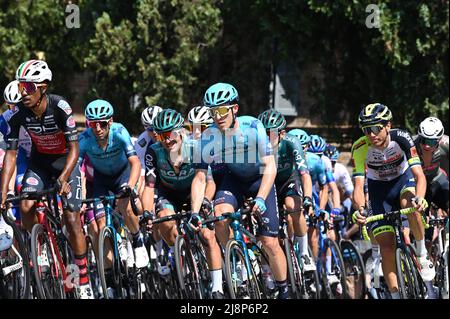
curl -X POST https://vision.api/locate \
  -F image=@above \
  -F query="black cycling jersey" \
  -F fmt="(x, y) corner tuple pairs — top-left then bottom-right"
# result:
(5, 94), (78, 156)
(413, 134), (449, 182)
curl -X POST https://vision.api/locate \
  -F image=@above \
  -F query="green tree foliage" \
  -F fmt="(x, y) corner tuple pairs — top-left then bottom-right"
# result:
(83, 0), (221, 133)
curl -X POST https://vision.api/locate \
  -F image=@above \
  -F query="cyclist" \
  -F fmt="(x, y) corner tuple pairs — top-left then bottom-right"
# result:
(352, 103), (435, 299)
(258, 110), (315, 273)
(1, 81), (32, 218)
(78, 99), (149, 296)
(190, 82), (289, 299)
(187, 105), (214, 140)
(308, 135), (341, 217)
(413, 117), (448, 214)
(289, 128), (341, 287)
(141, 108), (224, 298)
(135, 105), (162, 195)
(0, 60), (93, 298)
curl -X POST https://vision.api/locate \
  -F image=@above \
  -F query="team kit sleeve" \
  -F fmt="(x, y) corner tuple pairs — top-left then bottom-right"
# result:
(144, 145), (159, 188)
(4, 109), (22, 151)
(56, 99), (78, 143)
(118, 124), (138, 158)
(255, 120), (273, 158)
(391, 129), (421, 167)
(290, 136), (309, 175)
(351, 136), (368, 178)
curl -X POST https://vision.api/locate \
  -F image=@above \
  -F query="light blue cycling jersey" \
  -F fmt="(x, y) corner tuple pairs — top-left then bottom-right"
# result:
(195, 116), (273, 182)
(306, 151), (327, 187)
(78, 122), (137, 176)
(320, 154), (336, 183)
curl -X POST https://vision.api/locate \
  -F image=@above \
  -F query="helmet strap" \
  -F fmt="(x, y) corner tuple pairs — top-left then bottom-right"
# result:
(31, 87), (47, 112)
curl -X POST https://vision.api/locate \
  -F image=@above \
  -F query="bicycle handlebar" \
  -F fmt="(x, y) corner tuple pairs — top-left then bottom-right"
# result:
(360, 207), (417, 241)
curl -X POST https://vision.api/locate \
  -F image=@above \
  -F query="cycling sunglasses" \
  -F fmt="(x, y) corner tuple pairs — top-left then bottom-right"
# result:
(18, 82), (44, 95)
(208, 105), (235, 118)
(186, 123), (209, 132)
(362, 124), (384, 135)
(88, 120), (110, 129)
(419, 136), (439, 147)
(157, 129), (182, 141)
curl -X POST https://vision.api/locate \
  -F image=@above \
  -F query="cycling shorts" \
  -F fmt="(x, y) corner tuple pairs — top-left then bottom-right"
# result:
(21, 154), (82, 212)
(367, 168), (416, 235)
(155, 185), (191, 215)
(214, 172), (279, 237)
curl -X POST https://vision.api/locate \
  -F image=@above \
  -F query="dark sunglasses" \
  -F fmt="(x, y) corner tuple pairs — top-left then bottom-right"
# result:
(18, 82), (44, 95)
(419, 137), (439, 147)
(88, 120), (110, 129)
(362, 124), (384, 135)
(187, 123), (209, 132)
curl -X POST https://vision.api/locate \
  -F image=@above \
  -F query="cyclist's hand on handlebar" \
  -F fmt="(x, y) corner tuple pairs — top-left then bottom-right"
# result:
(56, 178), (71, 196)
(189, 212), (202, 232)
(116, 184), (131, 198)
(412, 196), (428, 212)
(303, 196), (313, 216)
(352, 207), (367, 225)
(330, 207), (342, 218)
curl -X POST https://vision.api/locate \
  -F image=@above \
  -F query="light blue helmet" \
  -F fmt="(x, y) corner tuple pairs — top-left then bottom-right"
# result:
(309, 135), (327, 154)
(288, 129), (310, 145)
(85, 99), (114, 120)
(324, 144), (340, 162)
(203, 82), (239, 107)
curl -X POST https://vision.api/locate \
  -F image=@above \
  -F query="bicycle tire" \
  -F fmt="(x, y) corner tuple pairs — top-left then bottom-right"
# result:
(406, 245), (426, 299)
(30, 223), (66, 299)
(85, 235), (100, 299)
(283, 238), (301, 298)
(325, 238), (348, 299)
(340, 240), (366, 299)
(98, 226), (123, 299)
(224, 240), (261, 299)
(301, 246), (320, 299)
(0, 221), (31, 299)
(174, 235), (203, 299)
(396, 247), (416, 299)
(192, 241), (211, 298)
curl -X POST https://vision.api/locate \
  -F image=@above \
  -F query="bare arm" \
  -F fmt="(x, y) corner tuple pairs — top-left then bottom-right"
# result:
(59, 141), (79, 183)
(1, 150), (17, 205)
(127, 155), (142, 188)
(191, 169), (208, 212)
(319, 183), (329, 210)
(329, 181), (341, 208)
(410, 165), (426, 199)
(256, 154), (277, 200)
(141, 185), (155, 213)
(352, 177), (366, 209)
(300, 173), (313, 199)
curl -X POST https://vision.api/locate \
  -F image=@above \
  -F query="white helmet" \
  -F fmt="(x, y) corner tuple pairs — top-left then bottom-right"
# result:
(15, 60), (52, 83)
(3, 80), (22, 104)
(141, 105), (163, 128)
(418, 117), (444, 139)
(188, 106), (213, 125)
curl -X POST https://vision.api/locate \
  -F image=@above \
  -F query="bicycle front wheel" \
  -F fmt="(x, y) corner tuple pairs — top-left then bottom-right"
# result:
(340, 240), (366, 299)
(174, 235), (203, 299)
(224, 240), (261, 299)
(30, 223), (66, 299)
(0, 221), (31, 299)
(98, 227), (123, 299)
(396, 247), (416, 299)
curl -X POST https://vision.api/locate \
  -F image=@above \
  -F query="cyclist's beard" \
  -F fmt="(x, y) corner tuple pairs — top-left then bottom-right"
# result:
(31, 88), (46, 110)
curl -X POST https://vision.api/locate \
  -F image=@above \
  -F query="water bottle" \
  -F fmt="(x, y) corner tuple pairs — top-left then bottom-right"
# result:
(247, 249), (260, 275)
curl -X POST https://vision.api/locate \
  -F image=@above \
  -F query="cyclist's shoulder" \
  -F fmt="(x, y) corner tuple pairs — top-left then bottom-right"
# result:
(136, 131), (150, 149)
(49, 94), (72, 112)
(110, 122), (130, 136)
(351, 135), (369, 153)
(237, 115), (262, 130)
(389, 128), (414, 143)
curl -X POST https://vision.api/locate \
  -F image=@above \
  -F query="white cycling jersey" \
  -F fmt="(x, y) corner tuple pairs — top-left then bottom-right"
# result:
(133, 131), (156, 176)
(333, 162), (354, 197)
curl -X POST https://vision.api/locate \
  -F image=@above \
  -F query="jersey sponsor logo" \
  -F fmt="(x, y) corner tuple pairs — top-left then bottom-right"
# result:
(145, 154), (153, 167)
(352, 138), (366, 151)
(396, 130), (413, 143)
(57, 100), (72, 115)
(138, 138), (147, 148)
(26, 177), (39, 186)
(66, 116), (76, 128)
